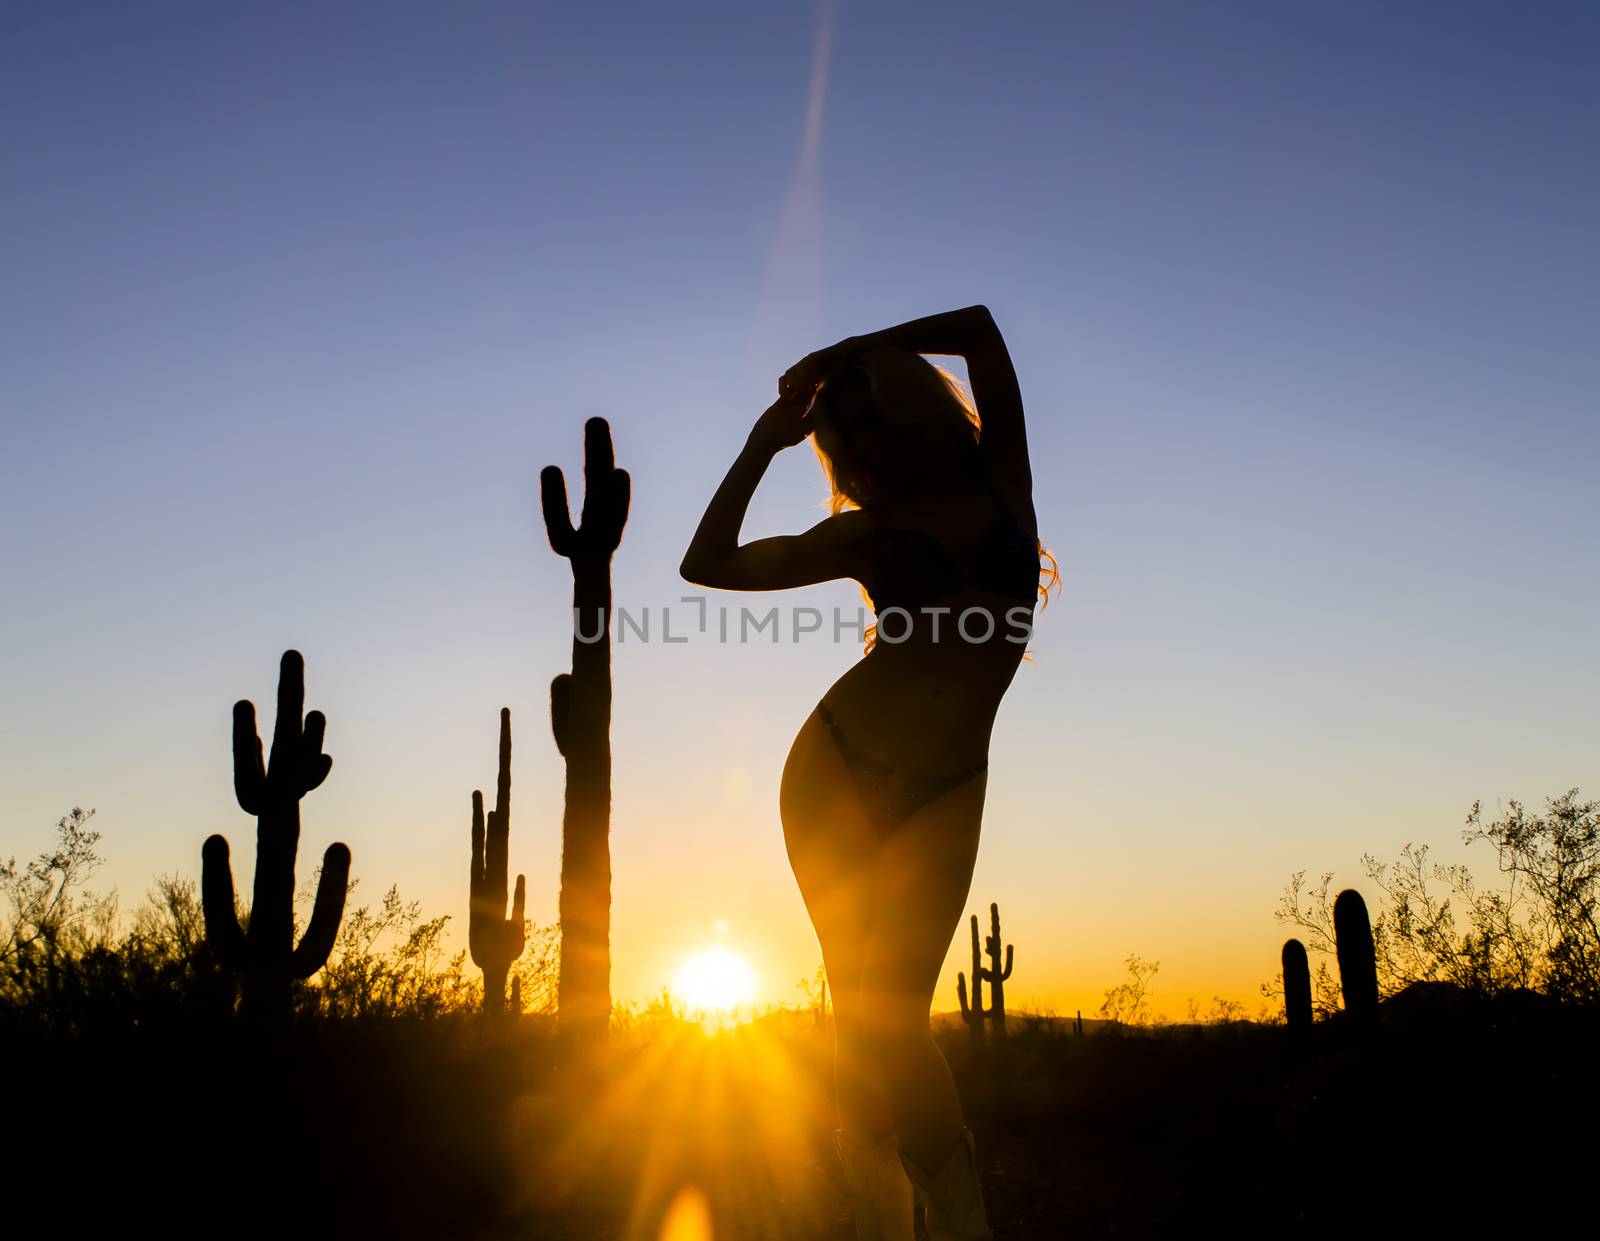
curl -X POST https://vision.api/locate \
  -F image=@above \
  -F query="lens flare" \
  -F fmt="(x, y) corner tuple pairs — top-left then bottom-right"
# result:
(656, 1185), (713, 1241)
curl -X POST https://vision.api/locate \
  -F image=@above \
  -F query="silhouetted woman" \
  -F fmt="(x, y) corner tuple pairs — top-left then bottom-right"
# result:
(681, 306), (1054, 1241)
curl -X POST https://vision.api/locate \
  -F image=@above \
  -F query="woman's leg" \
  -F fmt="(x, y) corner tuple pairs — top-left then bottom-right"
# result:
(779, 709), (893, 1138)
(856, 774), (987, 1174)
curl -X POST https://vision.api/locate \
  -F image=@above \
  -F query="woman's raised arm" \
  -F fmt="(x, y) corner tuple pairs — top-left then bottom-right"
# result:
(782, 305), (1032, 514)
(680, 393), (870, 591)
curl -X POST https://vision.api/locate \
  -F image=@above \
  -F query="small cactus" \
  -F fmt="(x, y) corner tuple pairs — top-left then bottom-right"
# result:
(542, 416), (630, 1065)
(202, 650), (350, 1019)
(1282, 937), (1312, 1035)
(1333, 888), (1379, 1027)
(956, 901), (1014, 1038)
(469, 708), (526, 1015)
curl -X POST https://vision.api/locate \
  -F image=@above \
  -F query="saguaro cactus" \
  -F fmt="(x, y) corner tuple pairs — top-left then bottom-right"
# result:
(469, 708), (526, 1014)
(541, 417), (630, 1064)
(1333, 888), (1379, 1026)
(202, 650), (351, 1018)
(956, 901), (1015, 1038)
(1282, 937), (1312, 1035)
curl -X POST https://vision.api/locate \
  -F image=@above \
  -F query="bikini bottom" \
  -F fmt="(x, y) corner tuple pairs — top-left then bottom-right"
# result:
(815, 701), (988, 838)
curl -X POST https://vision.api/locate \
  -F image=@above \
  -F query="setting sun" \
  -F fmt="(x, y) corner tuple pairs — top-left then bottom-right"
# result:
(673, 947), (758, 1013)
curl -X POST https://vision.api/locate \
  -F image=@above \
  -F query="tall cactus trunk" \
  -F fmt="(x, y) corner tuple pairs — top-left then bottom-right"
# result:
(1282, 937), (1312, 1036)
(1334, 888), (1379, 1027)
(482, 962), (509, 1015)
(542, 417), (630, 1070)
(201, 650), (350, 1022)
(469, 708), (526, 1016)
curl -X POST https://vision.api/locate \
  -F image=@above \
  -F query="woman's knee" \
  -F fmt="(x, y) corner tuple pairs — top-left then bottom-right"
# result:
(854, 1011), (935, 1069)
(858, 968), (940, 1034)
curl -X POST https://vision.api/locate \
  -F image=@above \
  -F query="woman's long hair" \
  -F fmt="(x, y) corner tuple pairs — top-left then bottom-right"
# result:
(807, 347), (1061, 648)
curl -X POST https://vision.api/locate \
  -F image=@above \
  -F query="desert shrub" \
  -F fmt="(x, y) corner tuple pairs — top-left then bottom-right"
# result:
(514, 919), (562, 1015)
(1465, 789), (1600, 1004)
(312, 881), (478, 1017)
(1265, 786), (1599, 1012)
(3, 808), (119, 1026)
(1, 811), (240, 1033)
(1098, 954), (1160, 1027)
(611, 986), (698, 1044)
(1184, 995), (1248, 1025)
(1, 809), (113, 974)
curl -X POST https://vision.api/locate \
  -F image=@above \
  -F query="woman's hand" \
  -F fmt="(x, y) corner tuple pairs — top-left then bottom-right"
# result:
(749, 390), (814, 454)
(779, 338), (857, 402)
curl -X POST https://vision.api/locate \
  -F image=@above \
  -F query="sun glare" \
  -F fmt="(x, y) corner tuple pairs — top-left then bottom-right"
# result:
(674, 946), (757, 1014)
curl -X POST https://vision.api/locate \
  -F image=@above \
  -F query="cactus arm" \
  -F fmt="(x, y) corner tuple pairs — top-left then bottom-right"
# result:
(200, 834), (247, 972)
(289, 842), (351, 979)
(1000, 944), (1014, 982)
(299, 709), (332, 794)
(500, 873), (527, 962)
(606, 469), (631, 545)
(470, 790), (486, 894)
(540, 465), (577, 558)
(468, 789), (487, 966)
(550, 674), (570, 757)
(233, 701), (266, 816)
(957, 973), (971, 1020)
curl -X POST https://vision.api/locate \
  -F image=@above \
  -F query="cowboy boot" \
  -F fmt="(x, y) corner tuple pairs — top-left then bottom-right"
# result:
(899, 1127), (992, 1240)
(834, 1128), (916, 1241)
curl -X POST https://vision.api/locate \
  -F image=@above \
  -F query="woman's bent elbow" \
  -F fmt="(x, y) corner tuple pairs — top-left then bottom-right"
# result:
(679, 553), (714, 586)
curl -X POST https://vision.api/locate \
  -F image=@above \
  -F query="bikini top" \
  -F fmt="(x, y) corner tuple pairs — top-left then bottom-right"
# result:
(860, 488), (1040, 615)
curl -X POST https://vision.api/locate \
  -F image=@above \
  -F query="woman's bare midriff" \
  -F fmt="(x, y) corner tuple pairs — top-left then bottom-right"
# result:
(806, 591), (1034, 779)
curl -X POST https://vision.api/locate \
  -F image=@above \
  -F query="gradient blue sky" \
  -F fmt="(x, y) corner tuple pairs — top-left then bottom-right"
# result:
(4, 1), (1597, 1016)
